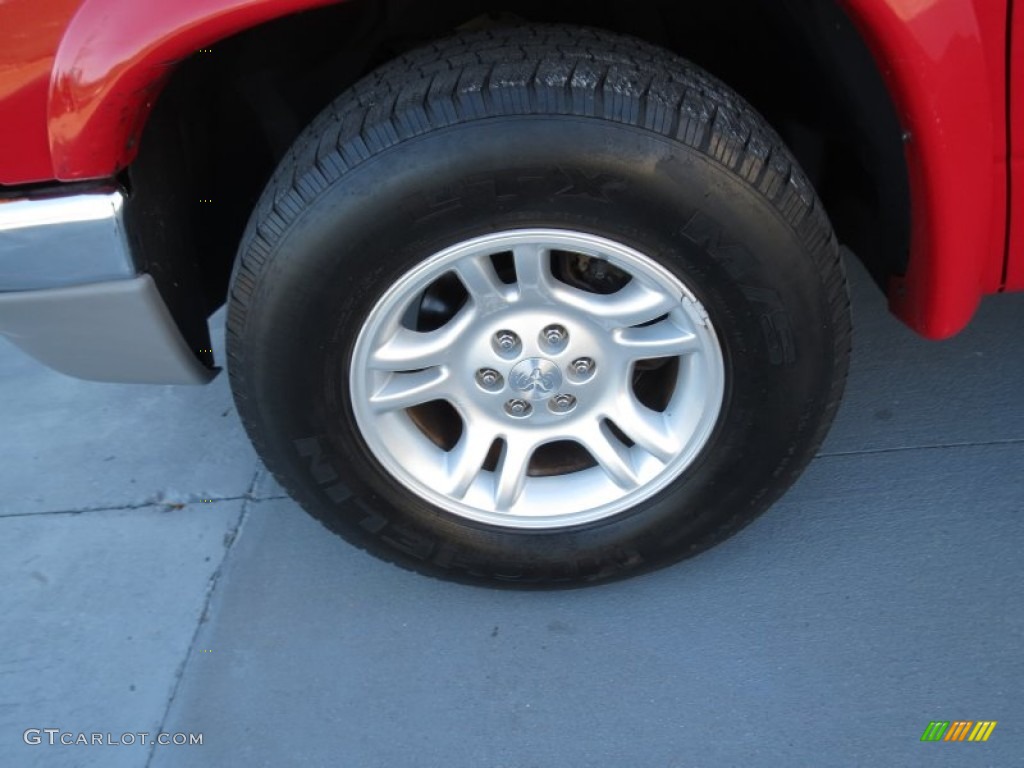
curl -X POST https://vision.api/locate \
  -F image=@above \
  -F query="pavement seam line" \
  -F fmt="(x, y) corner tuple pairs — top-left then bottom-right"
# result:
(0, 490), (282, 519)
(816, 436), (1024, 459)
(143, 468), (261, 768)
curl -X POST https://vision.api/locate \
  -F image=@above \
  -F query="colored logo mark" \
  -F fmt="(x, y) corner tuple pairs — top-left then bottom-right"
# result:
(921, 721), (997, 742)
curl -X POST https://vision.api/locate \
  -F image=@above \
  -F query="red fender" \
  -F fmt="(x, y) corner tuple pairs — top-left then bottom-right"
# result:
(1006, 2), (1023, 291)
(841, 0), (1009, 338)
(47, 0), (344, 180)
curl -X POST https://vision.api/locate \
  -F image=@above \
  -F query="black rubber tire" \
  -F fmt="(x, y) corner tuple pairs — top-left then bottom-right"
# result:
(227, 25), (851, 587)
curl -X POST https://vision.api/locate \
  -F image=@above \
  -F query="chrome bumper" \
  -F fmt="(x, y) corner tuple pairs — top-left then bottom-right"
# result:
(0, 189), (216, 384)
(0, 190), (134, 289)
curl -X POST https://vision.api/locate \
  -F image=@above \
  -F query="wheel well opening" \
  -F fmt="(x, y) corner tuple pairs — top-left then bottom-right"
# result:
(129, 0), (909, 316)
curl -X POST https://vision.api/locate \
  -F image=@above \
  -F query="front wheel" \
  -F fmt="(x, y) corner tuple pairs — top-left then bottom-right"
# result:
(227, 26), (851, 586)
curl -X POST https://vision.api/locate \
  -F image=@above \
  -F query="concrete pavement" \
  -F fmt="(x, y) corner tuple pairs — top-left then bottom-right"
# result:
(1, 256), (1022, 767)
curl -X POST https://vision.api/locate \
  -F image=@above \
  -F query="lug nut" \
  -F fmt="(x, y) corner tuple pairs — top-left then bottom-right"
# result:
(492, 330), (521, 357)
(541, 324), (569, 351)
(504, 399), (532, 418)
(570, 357), (595, 379)
(549, 394), (578, 414)
(476, 368), (504, 391)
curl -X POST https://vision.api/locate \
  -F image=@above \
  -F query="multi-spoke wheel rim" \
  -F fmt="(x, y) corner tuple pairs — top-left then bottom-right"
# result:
(350, 229), (725, 529)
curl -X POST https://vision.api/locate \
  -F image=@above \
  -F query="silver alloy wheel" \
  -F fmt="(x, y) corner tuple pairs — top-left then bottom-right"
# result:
(350, 229), (726, 529)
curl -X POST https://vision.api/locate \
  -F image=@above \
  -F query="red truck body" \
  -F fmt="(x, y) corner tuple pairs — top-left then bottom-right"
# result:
(0, 0), (1020, 339)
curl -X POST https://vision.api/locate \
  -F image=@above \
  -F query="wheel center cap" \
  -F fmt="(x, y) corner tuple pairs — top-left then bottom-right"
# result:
(509, 358), (562, 401)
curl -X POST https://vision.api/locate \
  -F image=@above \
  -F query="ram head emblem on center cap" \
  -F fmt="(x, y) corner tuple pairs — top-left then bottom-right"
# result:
(509, 358), (563, 400)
